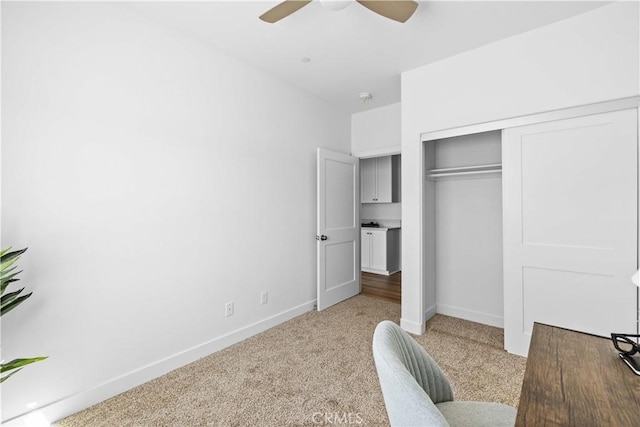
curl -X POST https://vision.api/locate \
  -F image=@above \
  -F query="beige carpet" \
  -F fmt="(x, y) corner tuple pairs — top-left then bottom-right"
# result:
(56, 295), (526, 426)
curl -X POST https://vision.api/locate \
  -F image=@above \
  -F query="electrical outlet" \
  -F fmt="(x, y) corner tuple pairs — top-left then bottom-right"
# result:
(260, 291), (268, 305)
(225, 301), (234, 317)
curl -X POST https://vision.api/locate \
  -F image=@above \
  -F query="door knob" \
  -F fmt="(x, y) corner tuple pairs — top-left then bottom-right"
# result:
(316, 235), (328, 241)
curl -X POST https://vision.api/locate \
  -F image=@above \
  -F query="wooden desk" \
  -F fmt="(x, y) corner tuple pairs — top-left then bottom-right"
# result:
(516, 323), (640, 426)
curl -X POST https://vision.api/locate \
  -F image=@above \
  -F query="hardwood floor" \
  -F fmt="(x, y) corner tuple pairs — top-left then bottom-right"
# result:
(361, 271), (401, 304)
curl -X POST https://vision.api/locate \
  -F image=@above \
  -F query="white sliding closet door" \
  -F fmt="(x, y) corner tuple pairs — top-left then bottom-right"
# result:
(503, 109), (638, 357)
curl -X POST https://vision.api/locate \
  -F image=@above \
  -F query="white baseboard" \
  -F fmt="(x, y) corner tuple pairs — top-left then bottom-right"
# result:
(424, 304), (437, 322)
(400, 317), (425, 335)
(436, 304), (504, 328)
(4, 300), (316, 426)
(399, 304), (436, 336)
(361, 267), (400, 276)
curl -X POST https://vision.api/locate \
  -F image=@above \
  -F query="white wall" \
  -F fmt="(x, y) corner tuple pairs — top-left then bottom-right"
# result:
(433, 132), (503, 327)
(351, 102), (401, 157)
(400, 2), (640, 334)
(353, 104), (403, 250)
(403, 2), (639, 134)
(361, 203), (401, 223)
(1, 2), (350, 423)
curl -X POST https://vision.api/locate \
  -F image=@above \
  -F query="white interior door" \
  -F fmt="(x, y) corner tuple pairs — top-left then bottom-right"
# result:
(503, 109), (638, 356)
(317, 148), (360, 310)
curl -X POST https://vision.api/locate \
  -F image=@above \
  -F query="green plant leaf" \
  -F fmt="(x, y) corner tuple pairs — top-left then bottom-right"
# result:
(1, 287), (25, 304)
(0, 265), (18, 277)
(1, 357), (48, 373)
(0, 248), (27, 265)
(1, 270), (22, 290)
(0, 357), (48, 382)
(0, 368), (23, 383)
(0, 249), (27, 275)
(0, 292), (32, 316)
(0, 257), (20, 274)
(1, 278), (20, 296)
(0, 247), (46, 382)
(0, 271), (20, 282)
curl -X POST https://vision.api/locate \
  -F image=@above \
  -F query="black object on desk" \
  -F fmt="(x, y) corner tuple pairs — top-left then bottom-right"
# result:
(610, 332), (640, 376)
(619, 353), (640, 376)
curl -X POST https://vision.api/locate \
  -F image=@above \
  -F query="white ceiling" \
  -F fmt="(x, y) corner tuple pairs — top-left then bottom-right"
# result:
(123, 1), (608, 114)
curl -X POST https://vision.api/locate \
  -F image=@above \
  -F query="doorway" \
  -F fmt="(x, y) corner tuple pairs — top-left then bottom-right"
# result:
(359, 153), (402, 304)
(361, 271), (401, 303)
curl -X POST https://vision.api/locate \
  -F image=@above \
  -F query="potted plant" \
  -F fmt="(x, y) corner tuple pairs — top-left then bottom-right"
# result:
(1, 247), (47, 382)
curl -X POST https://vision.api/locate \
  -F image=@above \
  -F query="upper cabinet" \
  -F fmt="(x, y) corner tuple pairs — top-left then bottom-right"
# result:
(361, 155), (400, 203)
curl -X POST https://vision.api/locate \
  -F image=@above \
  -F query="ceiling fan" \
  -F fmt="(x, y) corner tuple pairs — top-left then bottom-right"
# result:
(259, 0), (419, 24)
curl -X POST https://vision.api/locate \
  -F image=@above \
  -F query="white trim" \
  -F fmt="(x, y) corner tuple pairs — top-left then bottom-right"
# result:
(352, 146), (401, 159)
(637, 106), (640, 336)
(361, 267), (400, 276)
(6, 300), (317, 426)
(400, 317), (425, 335)
(421, 96), (640, 142)
(417, 140), (427, 332)
(436, 304), (504, 329)
(424, 304), (437, 322)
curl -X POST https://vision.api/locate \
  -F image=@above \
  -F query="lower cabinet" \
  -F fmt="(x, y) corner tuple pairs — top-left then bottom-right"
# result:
(361, 228), (400, 275)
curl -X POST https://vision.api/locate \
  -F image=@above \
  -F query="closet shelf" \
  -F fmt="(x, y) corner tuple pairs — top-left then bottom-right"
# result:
(427, 163), (502, 180)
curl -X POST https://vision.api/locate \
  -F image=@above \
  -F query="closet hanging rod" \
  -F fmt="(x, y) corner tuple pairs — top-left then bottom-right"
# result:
(427, 163), (502, 180)
(428, 169), (502, 178)
(428, 163), (502, 174)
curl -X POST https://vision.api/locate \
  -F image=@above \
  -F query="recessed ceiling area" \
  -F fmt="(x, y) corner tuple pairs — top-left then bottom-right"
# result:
(123, 1), (610, 113)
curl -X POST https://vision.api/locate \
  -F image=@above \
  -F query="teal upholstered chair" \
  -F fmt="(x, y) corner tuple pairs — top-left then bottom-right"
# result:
(372, 320), (516, 427)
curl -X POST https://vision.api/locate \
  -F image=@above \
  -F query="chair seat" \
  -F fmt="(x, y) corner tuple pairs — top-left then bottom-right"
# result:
(435, 401), (517, 427)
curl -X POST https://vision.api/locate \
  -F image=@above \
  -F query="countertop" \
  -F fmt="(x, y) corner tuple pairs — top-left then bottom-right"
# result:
(361, 226), (401, 231)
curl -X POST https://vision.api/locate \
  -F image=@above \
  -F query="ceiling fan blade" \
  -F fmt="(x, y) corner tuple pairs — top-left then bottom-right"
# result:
(259, 0), (313, 23)
(356, 0), (418, 23)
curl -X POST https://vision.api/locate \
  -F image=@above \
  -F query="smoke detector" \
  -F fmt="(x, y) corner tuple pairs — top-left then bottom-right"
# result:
(359, 92), (373, 103)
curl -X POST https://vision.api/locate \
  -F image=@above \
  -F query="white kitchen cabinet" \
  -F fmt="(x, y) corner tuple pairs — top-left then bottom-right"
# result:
(361, 158), (377, 202)
(360, 155), (400, 203)
(361, 228), (400, 275)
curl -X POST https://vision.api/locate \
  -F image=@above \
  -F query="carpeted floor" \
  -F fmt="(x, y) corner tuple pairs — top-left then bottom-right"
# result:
(56, 295), (526, 426)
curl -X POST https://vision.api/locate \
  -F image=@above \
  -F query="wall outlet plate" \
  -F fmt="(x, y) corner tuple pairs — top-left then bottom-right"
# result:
(225, 301), (234, 317)
(260, 291), (268, 305)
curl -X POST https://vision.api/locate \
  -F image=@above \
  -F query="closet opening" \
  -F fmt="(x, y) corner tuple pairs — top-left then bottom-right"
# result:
(424, 130), (504, 328)
(417, 101), (639, 357)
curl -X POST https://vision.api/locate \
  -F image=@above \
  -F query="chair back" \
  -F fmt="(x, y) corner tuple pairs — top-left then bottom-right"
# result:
(372, 320), (453, 427)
